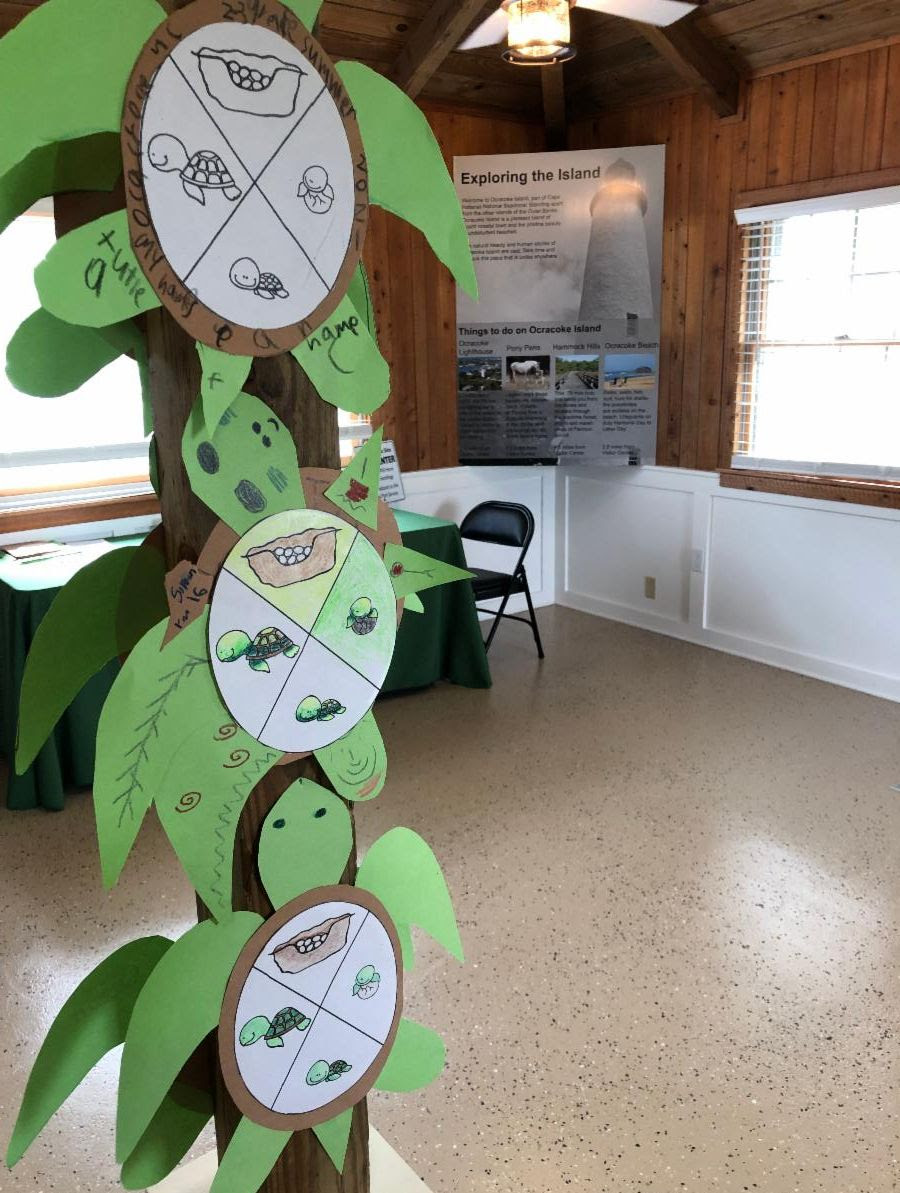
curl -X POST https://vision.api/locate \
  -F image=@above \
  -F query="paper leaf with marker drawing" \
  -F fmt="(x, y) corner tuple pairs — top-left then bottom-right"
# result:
(34, 208), (161, 327)
(336, 61), (478, 300)
(314, 711), (388, 803)
(6, 309), (146, 398)
(182, 393), (304, 536)
(383, 542), (474, 600)
(196, 343), (252, 432)
(323, 426), (383, 530)
(257, 780), (354, 910)
(290, 295), (391, 416)
(5, 935), (172, 1169)
(0, 0), (163, 182)
(15, 540), (166, 775)
(0, 133), (121, 237)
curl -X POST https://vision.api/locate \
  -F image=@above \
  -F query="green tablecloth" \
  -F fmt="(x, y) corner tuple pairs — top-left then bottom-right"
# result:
(1, 511), (489, 811)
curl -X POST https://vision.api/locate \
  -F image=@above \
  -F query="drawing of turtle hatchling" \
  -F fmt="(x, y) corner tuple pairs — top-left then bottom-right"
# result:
(346, 597), (378, 636)
(216, 626), (300, 672)
(229, 258), (289, 300)
(240, 1007), (311, 1048)
(297, 165), (335, 214)
(306, 1059), (351, 1086)
(146, 134), (241, 205)
(353, 965), (381, 999)
(296, 696), (346, 723)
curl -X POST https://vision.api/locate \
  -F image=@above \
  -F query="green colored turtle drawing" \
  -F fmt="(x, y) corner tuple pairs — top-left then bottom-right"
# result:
(346, 597), (378, 636)
(296, 696), (347, 723)
(306, 1059), (352, 1086)
(240, 1007), (311, 1048)
(216, 626), (300, 672)
(353, 965), (381, 999)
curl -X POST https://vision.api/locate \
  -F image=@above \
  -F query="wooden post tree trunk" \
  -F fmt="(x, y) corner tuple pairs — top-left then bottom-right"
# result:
(146, 308), (371, 1190)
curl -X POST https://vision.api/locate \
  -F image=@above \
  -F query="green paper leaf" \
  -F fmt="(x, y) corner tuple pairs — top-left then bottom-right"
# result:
(383, 542), (473, 600)
(375, 1018), (445, 1092)
(404, 591), (425, 614)
(347, 262), (375, 338)
(183, 393), (304, 535)
(6, 309), (144, 397)
(15, 543), (165, 774)
(314, 711), (387, 803)
(117, 913), (262, 1164)
(114, 531), (167, 657)
(156, 726), (281, 921)
(210, 1118), (292, 1193)
(313, 1108), (354, 1172)
(336, 61), (478, 299)
(196, 343), (252, 432)
(258, 779), (353, 909)
(0, 133), (121, 237)
(120, 1082), (212, 1191)
(0, 0), (164, 181)
(357, 828), (463, 970)
(6, 936), (171, 1168)
(324, 427), (383, 529)
(93, 615), (216, 888)
(35, 208), (162, 328)
(291, 295), (390, 417)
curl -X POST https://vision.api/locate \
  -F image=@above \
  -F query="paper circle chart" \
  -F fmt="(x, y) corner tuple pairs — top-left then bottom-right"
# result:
(219, 886), (402, 1130)
(122, 0), (367, 356)
(209, 509), (397, 753)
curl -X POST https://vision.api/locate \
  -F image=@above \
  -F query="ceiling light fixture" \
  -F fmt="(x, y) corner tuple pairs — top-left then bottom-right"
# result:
(502, 0), (576, 66)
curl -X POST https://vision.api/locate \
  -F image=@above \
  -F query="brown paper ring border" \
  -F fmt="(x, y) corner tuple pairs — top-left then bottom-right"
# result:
(218, 884), (403, 1130)
(121, 0), (368, 358)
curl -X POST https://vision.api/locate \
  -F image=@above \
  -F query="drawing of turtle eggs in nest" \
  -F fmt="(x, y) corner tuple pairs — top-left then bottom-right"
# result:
(272, 912), (352, 975)
(245, 527), (339, 587)
(195, 48), (304, 117)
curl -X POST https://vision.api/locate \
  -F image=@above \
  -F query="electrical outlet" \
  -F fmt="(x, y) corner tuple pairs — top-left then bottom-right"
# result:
(691, 549), (705, 575)
(644, 576), (656, 600)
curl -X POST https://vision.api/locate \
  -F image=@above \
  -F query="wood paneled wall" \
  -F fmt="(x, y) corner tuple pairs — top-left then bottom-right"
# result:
(364, 105), (544, 473)
(569, 44), (900, 470)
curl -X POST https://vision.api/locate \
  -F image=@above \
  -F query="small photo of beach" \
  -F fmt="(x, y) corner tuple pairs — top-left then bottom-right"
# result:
(604, 353), (657, 391)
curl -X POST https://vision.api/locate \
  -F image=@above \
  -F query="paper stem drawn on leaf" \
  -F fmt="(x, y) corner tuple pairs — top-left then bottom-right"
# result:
(15, 543), (164, 775)
(117, 913), (262, 1165)
(323, 426), (383, 530)
(374, 1017), (445, 1093)
(209, 1117), (292, 1193)
(312, 1107), (354, 1173)
(182, 393), (304, 535)
(6, 935), (172, 1169)
(0, 132), (121, 237)
(93, 614), (218, 888)
(35, 208), (162, 328)
(291, 294), (390, 416)
(383, 541), (473, 600)
(336, 61), (478, 299)
(0, 0), (164, 181)
(196, 343), (252, 432)
(257, 780), (353, 909)
(357, 827), (463, 971)
(314, 711), (387, 803)
(119, 1081), (212, 1191)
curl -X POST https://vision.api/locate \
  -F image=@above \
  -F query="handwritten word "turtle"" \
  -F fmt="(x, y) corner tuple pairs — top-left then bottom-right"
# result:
(85, 228), (147, 309)
(306, 315), (360, 373)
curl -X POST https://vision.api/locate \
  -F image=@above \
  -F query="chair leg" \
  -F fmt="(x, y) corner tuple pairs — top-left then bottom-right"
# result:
(521, 571), (545, 659)
(483, 584), (514, 654)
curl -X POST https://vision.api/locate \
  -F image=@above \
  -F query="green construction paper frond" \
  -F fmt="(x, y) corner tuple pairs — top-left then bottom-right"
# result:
(374, 1018), (445, 1092)
(0, 0), (164, 181)
(357, 828), (463, 971)
(35, 208), (162, 328)
(6, 935), (172, 1168)
(313, 1108), (354, 1173)
(182, 392), (304, 535)
(283, 0), (324, 25)
(0, 133), (121, 237)
(258, 780), (353, 910)
(324, 426), (383, 530)
(336, 61), (478, 299)
(120, 1082), (213, 1191)
(291, 294), (390, 416)
(15, 542), (165, 775)
(383, 541), (473, 600)
(210, 1118), (292, 1193)
(117, 913), (262, 1164)
(347, 261), (376, 337)
(314, 711), (387, 803)
(196, 343), (252, 432)
(404, 591), (425, 614)
(6, 309), (144, 398)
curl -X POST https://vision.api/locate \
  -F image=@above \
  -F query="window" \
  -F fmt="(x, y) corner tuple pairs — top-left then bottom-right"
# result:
(0, 207), (152, 515)
(733, 187), (900, 480)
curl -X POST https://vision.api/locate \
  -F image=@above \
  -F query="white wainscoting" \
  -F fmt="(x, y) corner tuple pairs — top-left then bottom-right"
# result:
(557, 465), (900, 703)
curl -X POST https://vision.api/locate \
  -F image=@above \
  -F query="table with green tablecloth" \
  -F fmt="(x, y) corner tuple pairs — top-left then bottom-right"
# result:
(0, 510), (490, 811)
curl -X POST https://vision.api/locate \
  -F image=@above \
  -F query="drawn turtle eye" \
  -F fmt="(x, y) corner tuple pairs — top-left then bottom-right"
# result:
(273, 818), (286, 829)
(314, 807), (327, 819)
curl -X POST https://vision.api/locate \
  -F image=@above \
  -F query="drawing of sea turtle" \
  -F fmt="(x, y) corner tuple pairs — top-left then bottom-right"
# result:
(230, 257), (290, 300)
(352, 965), (380, 999)
(296, 696), (346, 723)
(346, 597), (378, 636)
(146, 134), (241, 205)
(306, 1059), (352, 1086)
(240, 1007), (311, 1048)
(215, 626), (300, 672)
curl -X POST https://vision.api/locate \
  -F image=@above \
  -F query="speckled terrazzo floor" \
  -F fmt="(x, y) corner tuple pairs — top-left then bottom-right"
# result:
(2, 606), (898, 1192)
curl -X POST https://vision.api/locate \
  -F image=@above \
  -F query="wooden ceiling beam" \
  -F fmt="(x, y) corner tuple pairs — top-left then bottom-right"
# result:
(541, 64), (567, 150)
(391, 0), (494, 99)
(631, 17), (741, 117)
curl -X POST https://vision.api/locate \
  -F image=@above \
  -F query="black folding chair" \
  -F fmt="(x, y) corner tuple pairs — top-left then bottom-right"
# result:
(460, 501), (544, 659)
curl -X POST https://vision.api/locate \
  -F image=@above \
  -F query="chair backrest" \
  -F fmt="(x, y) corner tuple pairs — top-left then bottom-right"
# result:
(460, 502), (535, 563)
